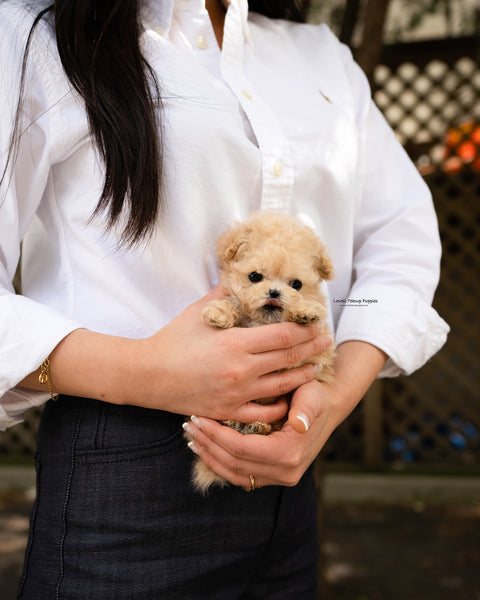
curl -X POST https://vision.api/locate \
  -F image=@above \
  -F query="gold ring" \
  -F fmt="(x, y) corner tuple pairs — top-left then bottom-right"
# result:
(244, 474), (255, 492)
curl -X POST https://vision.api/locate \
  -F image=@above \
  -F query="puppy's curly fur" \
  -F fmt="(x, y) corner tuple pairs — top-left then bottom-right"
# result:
(185, 212), (335, 493)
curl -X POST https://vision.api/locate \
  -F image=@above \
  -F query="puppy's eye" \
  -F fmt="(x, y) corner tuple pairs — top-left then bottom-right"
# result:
(248, 271), (264, 283)
(290, 279), (303, 291)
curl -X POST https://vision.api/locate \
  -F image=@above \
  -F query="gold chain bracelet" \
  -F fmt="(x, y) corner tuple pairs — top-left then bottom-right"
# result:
(38, 357), (59, 401)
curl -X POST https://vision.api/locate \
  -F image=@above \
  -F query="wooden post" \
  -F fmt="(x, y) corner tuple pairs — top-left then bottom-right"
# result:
(363, 379), (384, 468)
(340, 0), (361, 46)
(356, 0), (391, 86)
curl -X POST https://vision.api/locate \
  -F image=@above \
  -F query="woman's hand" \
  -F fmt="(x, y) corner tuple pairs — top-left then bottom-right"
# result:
(182, 341), (388, 489)
(184, 379), (335, 488)
(138, 286), (332, 422)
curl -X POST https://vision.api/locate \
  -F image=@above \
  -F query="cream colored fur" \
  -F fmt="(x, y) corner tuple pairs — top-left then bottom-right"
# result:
(186, 212), (335, 493)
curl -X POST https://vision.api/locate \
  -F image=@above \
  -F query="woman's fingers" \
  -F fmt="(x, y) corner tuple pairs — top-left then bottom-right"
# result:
(185, 418), (287, 488)
(187, 430), (262, 489)
(237, 330), (332, 403)
(229, 395), (289, 425)
(251, 362), (317, 403)
(241, 322), (319, 354)
(254, 331), (332, 375)
(185, 415), (307, 486)
(238, 321), (332, 374)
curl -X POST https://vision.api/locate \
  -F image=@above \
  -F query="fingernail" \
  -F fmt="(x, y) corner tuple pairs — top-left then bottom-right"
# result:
(191, 415), (202, 429)
(313, 363), (323, 376)
(325, 334), (334, 348)
(187, 441), (200, 454)
(297, 412), (310, 432)
(183, 421), (195, 435)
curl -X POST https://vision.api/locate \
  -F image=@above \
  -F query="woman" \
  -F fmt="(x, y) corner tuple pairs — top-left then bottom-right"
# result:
(0, 0), (448, 598)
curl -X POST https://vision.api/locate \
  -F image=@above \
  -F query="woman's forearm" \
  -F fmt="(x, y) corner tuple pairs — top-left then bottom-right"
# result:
(329, 339), (388, 424)
(19, 328), (141, 405)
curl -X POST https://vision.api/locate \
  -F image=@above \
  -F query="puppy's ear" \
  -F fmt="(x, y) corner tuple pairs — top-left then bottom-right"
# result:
(216, 223), (252, 264)
(313, 246), (334, 281)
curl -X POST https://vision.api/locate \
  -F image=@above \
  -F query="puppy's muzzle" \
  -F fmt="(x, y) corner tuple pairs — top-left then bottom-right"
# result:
(264, 289), (283, 311)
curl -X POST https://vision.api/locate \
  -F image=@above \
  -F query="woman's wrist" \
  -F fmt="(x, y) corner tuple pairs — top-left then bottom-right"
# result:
(330, 340), (388, 421)
(282, 340), (388, 439)
(19, 328), (146, 406)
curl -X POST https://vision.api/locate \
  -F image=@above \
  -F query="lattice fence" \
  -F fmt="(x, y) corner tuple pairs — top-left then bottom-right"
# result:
(325, 35), (480, 470)
(0, 407), (42, 456)
(1, 37), (480, 470)
(381, 168), (480, 468)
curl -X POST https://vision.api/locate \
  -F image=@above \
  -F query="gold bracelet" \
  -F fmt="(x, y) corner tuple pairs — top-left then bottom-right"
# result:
(38, 357), (59, 401)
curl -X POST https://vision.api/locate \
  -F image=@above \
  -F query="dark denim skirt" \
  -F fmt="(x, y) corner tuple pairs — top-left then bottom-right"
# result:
(17, 396), (319, 599)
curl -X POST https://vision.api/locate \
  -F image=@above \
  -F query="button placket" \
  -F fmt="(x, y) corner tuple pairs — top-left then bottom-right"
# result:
(273, 162), (284, 177)
(227, 72), (294, 213)
(195, 34), (208, 49)
(218, 2), (294, 213)
(257, 121), (291, 208)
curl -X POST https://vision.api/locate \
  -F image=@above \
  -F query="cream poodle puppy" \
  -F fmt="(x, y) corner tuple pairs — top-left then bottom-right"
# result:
(186, 212), (335, 493)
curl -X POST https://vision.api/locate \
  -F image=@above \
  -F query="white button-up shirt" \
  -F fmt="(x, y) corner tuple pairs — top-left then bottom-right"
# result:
(0, 0), (449, 430)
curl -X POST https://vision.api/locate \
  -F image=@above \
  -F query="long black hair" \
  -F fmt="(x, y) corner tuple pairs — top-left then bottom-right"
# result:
(2, 1), (310, 246)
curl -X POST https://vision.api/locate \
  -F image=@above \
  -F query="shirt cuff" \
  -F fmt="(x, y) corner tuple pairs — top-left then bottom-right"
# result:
(0, 387), (49, 431)
(0, 294), (82, 429)
(334, 295), (449, 377)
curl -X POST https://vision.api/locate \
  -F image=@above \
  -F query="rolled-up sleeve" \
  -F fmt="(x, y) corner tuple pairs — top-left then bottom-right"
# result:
(0, 10), (80, 430)
(334, 41), (449, 376)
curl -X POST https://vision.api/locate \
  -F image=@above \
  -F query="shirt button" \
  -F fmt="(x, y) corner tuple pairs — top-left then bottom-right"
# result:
(273, 163), (284, 177)
(196, 35), (208, 50)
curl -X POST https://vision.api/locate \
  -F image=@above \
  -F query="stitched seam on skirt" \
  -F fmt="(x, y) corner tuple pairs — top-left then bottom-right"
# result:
(55, 400), (87, 600)
(93, 402), (107, 451)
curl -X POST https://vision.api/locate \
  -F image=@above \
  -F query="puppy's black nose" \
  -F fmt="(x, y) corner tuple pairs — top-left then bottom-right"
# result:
(268, 289), (281, 299)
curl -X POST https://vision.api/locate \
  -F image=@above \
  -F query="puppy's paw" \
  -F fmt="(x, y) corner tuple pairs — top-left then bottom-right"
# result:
(294, 313), (320, 325)
(222, 419), (272, 435)
(221, 419), (246, 433)
(202, 300), (240, 329)
(244, 421), (272, 435)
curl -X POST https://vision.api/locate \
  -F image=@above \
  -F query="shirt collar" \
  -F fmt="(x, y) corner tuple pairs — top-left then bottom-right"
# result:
(141, 0), (250, 41)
